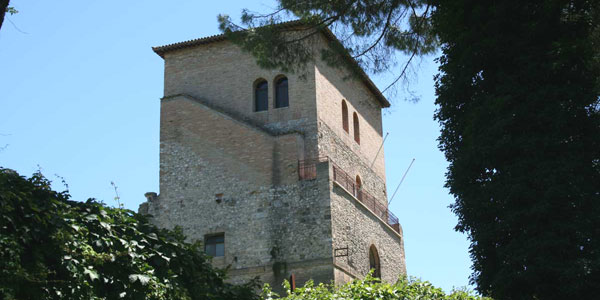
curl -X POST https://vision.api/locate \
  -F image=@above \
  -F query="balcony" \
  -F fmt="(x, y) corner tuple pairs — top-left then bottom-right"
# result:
(297, 158), (401, 234)
(298, 157), (328, 180)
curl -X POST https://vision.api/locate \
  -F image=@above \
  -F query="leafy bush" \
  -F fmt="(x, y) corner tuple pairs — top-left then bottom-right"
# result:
(0, 168), (258, 300)
(262, 273), (491, 300)
(0, 167), (490, 300)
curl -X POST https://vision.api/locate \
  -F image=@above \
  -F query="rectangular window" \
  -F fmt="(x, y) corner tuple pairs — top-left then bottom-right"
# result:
(205, 233), (224, 257)
(255, 81), (268, 112)
(275, 77), (289, 108)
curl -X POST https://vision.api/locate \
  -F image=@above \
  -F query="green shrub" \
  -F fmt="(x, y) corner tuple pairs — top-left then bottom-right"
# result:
(0, 167), (490, 300)
(0, 168), (258, 300)
(262, 273), (491, 300)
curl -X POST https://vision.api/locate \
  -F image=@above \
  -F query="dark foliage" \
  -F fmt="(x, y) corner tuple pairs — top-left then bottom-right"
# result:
(432, 0), (600, 298)
(218, 0), (438, 93)
(0, 168), (259, 300)
(0, 0), (10, 31)
(221, 1), (600, 298)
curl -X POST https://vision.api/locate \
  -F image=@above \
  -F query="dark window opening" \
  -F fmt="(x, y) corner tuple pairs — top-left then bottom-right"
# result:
(369, 245), (381, 278)
(205, 233), (224, 257)
(275, 77), (289, 108)
(353, 112), (360, 144)
(255, 80), (268, 112)
(342, 100), (349, 133)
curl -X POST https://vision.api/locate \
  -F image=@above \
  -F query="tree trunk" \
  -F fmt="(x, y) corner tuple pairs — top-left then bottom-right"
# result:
(0, 0), (10, 31)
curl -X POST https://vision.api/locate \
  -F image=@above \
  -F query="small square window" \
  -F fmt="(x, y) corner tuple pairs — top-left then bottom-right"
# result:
(205, 233), (224, 257)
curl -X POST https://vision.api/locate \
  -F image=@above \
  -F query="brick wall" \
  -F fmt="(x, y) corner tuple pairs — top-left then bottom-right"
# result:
(141, 30), (405, 291)
(330, 181), (406, 284)
(163, 40), (317, 132)
(313, 37), (386, 181)
(147, 94), (335, 291)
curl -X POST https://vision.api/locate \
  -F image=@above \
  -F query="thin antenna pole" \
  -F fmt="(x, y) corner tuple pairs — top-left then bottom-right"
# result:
(388, 158), (415, 205)
(370, 132), (389, 169)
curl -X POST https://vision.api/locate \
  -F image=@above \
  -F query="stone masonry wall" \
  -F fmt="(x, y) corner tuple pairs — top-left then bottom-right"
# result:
(309, 34), (405, 284)
(145, 94), (334, 290)
(313, 38), (386, 180)
(143, 30), (406, 292)
(330, 181), (406, 284)
(318, 121), (388, 204)
(317, 121), (406, 284)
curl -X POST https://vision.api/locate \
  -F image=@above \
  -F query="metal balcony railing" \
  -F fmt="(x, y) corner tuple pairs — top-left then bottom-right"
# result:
(332, 163), (400, 234)
(298, 157), (328, 180)
(297, 157), (401, 234)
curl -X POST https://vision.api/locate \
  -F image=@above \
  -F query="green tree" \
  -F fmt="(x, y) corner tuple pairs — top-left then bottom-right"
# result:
(218, 0), (438, 95)
(0, 168), (259, 300)
(432, 0), (600, 298)
(222, 0), (600, 298)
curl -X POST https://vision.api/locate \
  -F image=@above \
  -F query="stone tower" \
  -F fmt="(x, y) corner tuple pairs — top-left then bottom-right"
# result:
(139, 22), (406, 289)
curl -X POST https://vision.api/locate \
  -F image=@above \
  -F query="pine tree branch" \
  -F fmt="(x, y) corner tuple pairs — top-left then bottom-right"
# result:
(381, 3), (431, 93)
(351, 3), (396, 59)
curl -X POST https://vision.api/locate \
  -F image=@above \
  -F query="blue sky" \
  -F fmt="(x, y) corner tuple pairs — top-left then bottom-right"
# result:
(0, 0), (472, 292)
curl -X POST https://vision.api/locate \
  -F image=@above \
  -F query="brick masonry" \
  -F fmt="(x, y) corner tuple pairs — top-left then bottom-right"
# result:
(139, 31), (405, 291)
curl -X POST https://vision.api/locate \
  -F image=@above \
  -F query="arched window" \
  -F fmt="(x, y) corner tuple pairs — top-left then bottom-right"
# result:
(369, 245), (381, 278)
(355, 175), (362, 200)
(275, 76), (289, 108)
(254, 79), (268, 112)
(353, 112), (360, 144)
(342, 100), (349, 133)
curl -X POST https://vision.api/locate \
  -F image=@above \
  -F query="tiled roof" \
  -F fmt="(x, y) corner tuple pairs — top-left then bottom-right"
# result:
(152, 20), (390, 108)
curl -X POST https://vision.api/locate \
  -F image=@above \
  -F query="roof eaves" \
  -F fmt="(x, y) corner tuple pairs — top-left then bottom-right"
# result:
(152, 34), (227, 58)
(152, 20), (306, 58)
(152, 20), (390, 108)
(319, 27), (390, 108)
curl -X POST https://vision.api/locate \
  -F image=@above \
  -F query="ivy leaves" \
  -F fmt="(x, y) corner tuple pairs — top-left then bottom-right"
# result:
(0, 168), (258, 300)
